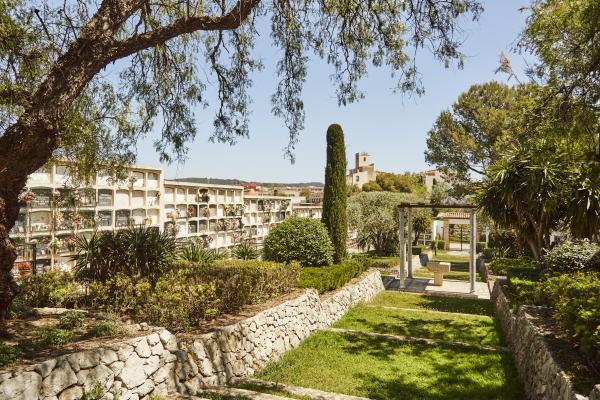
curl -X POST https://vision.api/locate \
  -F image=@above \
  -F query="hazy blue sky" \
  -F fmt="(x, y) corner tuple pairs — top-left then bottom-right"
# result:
(137, 0), (533, 183)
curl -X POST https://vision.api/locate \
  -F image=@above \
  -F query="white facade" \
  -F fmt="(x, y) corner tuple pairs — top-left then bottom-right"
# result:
(11, 162), (321, 272)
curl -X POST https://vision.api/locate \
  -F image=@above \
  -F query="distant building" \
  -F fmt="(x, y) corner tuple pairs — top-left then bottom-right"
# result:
(347, 152), (377, 189)
(419, 169), (445, 192)
(307, 187), (324, 205)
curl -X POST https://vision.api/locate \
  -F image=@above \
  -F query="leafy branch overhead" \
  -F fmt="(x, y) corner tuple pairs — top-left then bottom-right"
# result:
(0, 0), (482, 171)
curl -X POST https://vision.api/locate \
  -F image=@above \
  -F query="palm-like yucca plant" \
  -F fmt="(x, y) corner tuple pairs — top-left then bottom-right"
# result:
(232, 241), (259, 260)
(120, 226), (178, 283)
(71, 226), (178, 284)
(178, 242), (228, 265)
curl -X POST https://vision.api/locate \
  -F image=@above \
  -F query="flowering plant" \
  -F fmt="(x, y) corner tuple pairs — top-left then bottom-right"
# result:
(19, 190), (37, 205)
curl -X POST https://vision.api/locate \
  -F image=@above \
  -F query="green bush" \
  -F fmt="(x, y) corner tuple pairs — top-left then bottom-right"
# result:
(134, 276), (219, 330)
(488, 257), (536, 276)
(59, 311), (86, 329)
(507, 265), (540, 282)
(507, 278), (538, 309)
(0, 344), (23, 368)
(538, 273), (600, 359)
(26, 328), (74, 349)
(298, 255), (371, 293)
(263, 217), (333, 267)
(232, 241), (260, 260)
(540, 240), (600, 275)
(15, 271), (84, 309)
(192, 259), (299, 314)
(87, 260), (298, 331)
(411, 246), (423, 255)
(87, 319), (122, 337)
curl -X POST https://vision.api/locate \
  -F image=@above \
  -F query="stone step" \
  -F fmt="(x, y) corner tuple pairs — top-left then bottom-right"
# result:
(232, 378), (372, 400)
(325, 327), (510, 352)
(198, 385), (297, 400)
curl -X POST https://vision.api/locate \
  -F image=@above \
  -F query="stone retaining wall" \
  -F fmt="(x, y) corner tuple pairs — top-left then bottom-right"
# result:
(0, 270), (384, 400)
(491, 279), (595, 400)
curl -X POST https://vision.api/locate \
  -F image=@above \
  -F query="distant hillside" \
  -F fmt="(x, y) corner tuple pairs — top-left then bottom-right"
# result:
(171, 177), (324, 187)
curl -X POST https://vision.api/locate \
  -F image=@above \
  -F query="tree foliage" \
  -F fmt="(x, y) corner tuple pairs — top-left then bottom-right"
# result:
(0, 0), (483, 319)
(361, 171), (426, 196)
(347, 191), (421, 256)
(520, 0), (600, 109)
(322, 124), (347, 264)
(425, 82), (519, 194)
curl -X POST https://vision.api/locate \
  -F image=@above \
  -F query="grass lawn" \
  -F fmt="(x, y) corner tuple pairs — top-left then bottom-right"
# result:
(368, 291), (493, 316)
(333, 304), (502, 346)
(257, 331), (523, 400)
(254, 291), (522, 400)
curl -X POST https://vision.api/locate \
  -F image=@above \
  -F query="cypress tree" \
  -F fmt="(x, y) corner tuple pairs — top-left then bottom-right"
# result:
(322, 123), (348, 264)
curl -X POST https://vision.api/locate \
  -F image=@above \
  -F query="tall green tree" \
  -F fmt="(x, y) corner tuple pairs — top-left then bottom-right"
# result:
(322, 124), (347, 263)
(520, 0), (600, 111)
(0, 0), (482, 319)
(347, 191), (421, 256)
(425, 82), (518, 195)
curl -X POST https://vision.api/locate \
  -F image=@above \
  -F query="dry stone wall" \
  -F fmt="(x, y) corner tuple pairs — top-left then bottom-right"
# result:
(491, 279), (595, 400)
(0, 270), (384, 400)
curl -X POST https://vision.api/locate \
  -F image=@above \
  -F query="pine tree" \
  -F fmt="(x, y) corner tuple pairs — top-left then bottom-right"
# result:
(322, 124), (348, 263)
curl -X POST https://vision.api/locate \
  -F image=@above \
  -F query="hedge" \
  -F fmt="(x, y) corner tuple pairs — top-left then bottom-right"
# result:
(298, 255), (371, 294)
(487, 257), (536, 276)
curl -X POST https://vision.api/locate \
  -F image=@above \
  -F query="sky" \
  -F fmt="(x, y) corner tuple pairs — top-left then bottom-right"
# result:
(136, 0), (534, 183)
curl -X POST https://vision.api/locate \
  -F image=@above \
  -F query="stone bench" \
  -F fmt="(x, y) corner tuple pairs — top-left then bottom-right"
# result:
(427, 261), (451, 286)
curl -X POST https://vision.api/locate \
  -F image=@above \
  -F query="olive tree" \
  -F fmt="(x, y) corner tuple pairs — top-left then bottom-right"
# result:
(0, 0), (482, 319)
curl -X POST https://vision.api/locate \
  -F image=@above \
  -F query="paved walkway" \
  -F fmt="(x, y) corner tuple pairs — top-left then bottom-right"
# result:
(382, 276), (491, 299)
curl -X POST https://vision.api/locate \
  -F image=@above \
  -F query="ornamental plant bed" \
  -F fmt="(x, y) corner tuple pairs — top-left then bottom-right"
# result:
(0, 309), (140, 369)
(500, 283), (600, 394)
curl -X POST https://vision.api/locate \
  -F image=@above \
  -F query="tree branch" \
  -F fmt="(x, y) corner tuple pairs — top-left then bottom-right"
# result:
(107, 0), (261, 61)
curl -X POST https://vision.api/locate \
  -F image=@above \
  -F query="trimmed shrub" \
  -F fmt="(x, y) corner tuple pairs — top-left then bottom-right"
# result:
(192, 259), (299, 314)
(134, 277), (219, 330)
(58, 311), (86, 329)
(298, 255), (371, 293)
(538, 273), (600, 358)
(488, 257), (536, 276)
(263, 217), (333, 267)
(87, 260), (298, 331)
(411, 246), (423, 255)
(540, 240), (600, 275)
(322, 123), (348, 264)
(507, 265), (540, 282)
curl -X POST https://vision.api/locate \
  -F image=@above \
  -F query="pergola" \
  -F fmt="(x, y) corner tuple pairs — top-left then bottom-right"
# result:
(397, 203), (478, 293)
